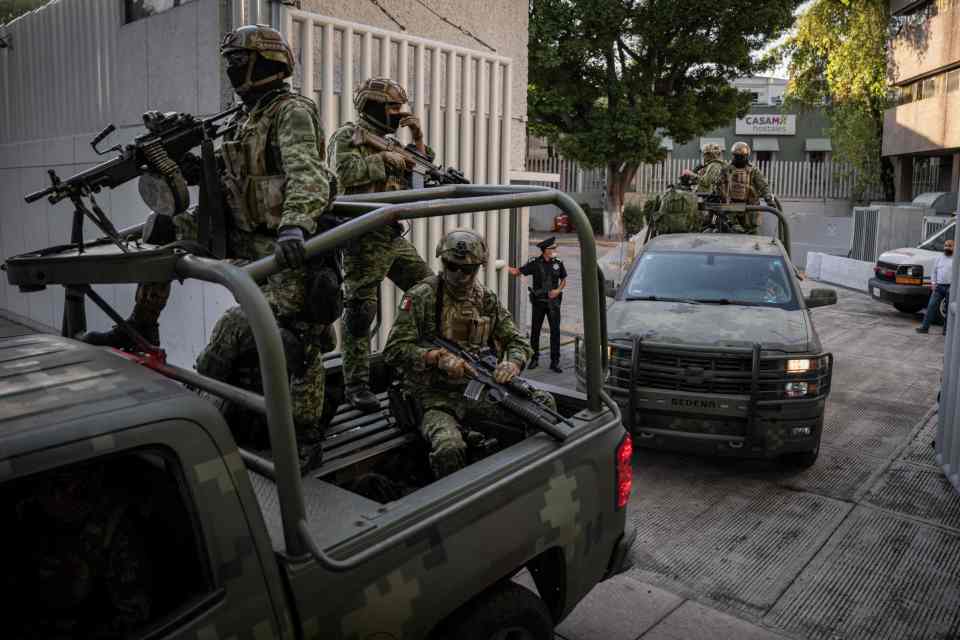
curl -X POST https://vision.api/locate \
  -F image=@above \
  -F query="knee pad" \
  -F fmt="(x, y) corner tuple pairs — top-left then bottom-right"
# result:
(343, 300), (376, 338)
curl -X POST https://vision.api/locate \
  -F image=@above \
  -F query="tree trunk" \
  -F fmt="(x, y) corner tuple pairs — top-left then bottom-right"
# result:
(880, 156), (896, 202)
(604, 162), (638, 239)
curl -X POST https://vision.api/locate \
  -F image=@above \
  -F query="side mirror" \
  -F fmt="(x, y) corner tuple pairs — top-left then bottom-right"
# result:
(805, 288), (837, 308)
(604, 279), (618, 299)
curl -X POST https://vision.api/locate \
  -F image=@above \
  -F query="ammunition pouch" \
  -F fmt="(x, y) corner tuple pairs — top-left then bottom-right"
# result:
(388, 380), (422, 432)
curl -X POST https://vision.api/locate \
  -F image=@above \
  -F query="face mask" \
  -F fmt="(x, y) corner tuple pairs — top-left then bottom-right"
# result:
(386, 111), (405, 133)
(732, 155), (748, 168)
(442, 261), (480, 292)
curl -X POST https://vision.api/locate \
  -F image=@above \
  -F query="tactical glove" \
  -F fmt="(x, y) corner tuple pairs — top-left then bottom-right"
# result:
(494, 360), (520, 384)
(380, 151), (412, 175)
(437, 352), (476, 380)
(276, 226), (307, 269)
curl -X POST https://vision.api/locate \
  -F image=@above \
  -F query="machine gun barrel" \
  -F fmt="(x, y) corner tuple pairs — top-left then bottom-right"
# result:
(358, 128), (470, 186)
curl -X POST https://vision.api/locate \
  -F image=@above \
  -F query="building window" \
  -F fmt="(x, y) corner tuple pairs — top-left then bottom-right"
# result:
(948, 69), (960, 94)
(755, 151), (773, 164)
(922, 76), (939, 98)
(125, 0), (195, 23)
(808, 151), (827, 163)
(750, 92), (762, 105)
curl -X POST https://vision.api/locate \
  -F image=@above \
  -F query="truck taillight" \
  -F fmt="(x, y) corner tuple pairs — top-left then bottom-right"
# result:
(616, 434), (633, 509)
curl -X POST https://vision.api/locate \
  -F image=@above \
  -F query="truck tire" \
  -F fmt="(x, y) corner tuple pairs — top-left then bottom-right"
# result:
(893, 301), (924, 314)
(437, 582), (553, 640)
(779, 447), (819, 469)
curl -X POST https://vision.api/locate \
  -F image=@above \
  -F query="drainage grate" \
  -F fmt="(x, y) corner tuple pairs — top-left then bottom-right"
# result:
(865, 462), (960, 531)
(766, 506), (960, 640)
(629, 488), (850, 617)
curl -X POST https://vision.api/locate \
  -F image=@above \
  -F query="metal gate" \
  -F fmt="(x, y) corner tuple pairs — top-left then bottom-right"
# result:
(849, 207), (879, 262)
(280, 7), (514, 346)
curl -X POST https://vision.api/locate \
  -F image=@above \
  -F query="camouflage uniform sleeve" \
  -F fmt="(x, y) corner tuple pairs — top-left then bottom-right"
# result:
(275, 102), (333, 235)
(489, 293), (533, 367)
(327, 125), (388, 190)
(752, 168), (771, 201)
(384, 287), (433, 373)
(101, 514), (152, 634)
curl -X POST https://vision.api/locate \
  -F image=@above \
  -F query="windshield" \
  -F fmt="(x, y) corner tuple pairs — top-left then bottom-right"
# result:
(625, 250), (799, 309)
(919, 222), (955, 252)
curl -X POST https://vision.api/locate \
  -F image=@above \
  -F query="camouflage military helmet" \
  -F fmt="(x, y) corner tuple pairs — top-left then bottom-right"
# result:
(731, 141), (751, 156)
(702, 143), (723, 161)
(436, 229), (487, 265)
(354, 78), (409, 132)
(220, 25), (294, 93)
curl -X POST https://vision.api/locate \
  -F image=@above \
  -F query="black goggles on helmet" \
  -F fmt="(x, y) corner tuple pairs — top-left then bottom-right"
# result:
(442, 260), (481, 274)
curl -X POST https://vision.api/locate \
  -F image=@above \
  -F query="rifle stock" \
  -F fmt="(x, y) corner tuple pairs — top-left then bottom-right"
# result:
(355, 127), (469, 186)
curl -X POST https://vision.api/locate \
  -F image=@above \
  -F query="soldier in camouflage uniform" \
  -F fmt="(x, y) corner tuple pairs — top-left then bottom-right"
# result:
(82, 25), (337, 472)
(383, 229), (556, 478)
(327, 78), (433, 414)
(7, 464), (152, 639)
(719, 141), (775, 234)
(695, 143), (726, 197)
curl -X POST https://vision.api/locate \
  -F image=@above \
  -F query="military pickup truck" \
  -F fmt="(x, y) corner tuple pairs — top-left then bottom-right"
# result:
(1, 185), (634, 639)
(579, 211), (836, 469)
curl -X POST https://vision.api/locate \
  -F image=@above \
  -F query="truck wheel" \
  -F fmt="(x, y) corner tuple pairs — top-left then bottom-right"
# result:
(893, 302), (924, 314)
(779, 447), (819, 469)
(438, 583), (553, 640)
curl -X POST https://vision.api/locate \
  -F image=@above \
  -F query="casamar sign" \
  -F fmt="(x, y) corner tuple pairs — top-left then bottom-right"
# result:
(735, 114), (797, 136)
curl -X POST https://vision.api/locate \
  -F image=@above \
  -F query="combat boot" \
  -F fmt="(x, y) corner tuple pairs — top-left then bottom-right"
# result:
(346, 384), (381, 413)
(82, 319), (160, 351)
(527, 358), (539, 370)
(297, 431), (325, 476)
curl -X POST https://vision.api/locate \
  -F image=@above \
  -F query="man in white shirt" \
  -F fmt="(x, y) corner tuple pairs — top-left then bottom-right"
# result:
(917, 239), (954, 335)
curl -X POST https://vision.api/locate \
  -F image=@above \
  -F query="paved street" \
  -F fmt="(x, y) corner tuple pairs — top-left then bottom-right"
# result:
(523, 250), (960, 639)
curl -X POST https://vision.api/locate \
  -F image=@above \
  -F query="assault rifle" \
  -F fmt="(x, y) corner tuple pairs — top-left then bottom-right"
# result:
(25, 104), (241, 255)
(430, 336), (571, 441)
(353, 127), (469, 188)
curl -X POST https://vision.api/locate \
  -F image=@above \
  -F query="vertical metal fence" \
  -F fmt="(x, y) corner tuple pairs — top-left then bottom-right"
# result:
(280, 7), (514, 347)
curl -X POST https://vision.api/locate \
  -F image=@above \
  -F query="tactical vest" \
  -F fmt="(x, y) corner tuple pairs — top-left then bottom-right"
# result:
(697, 160), (724, 195)
(656, 186), (701, 234)
(727, 166), (757, 203)
(221, 92), (327, 232)
(436, 279), (495, 353)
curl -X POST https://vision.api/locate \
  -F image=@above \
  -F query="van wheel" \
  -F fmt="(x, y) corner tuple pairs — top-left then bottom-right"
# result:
(894, 302), (924, 314)
(779, 447), (819, 469)
(437, 583), (553, 640)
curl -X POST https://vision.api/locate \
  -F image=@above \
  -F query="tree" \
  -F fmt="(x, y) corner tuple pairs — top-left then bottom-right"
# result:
(528, 0), (801, 237)
(779, 0), (895, 202)
(1, 0), (50, 24)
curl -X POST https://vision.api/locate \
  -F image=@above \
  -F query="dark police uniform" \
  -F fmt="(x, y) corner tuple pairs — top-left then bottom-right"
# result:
(519, 237), (567, 370)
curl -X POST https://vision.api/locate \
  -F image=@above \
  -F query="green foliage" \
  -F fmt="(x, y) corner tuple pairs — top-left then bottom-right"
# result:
(1, 0), (48, 24)
(622, 202), (649, 237)
(529, 0), (801, 234)
(779, 0), (894, 200)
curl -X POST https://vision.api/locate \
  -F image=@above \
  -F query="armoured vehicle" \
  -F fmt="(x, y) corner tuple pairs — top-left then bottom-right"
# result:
(1, 185), (634, 639)
(578, 225), (837, 469)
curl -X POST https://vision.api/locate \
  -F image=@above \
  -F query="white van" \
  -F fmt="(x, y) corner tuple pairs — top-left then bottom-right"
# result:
(868, 220), (955, 317)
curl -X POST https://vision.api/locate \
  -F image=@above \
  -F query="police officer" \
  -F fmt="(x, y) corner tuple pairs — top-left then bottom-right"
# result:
(327, 78), (433, 413)
(720, 141), (775, 234)
(383, 229), (554, 478)
(508, 237), (567, 373)
(83, 25), (337, 473)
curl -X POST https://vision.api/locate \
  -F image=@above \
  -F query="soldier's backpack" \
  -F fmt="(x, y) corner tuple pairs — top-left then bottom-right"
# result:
(655, 185), (701, 234)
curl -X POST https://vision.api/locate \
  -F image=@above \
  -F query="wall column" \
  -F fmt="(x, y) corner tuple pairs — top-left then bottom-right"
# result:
(895, 156), (914, 202)
(952, 153), (960, 196)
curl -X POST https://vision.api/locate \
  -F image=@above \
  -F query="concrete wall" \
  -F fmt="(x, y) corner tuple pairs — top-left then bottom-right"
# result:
(758, 199), (854, 268)
(891, 1), (960, 83)
(298, 0), (528, 172)
(883, 92), (960, 156)
(804, 253), (875, 292)
(0, 0), (233, 368)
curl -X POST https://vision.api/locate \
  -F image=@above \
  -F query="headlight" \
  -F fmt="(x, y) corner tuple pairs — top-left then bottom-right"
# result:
(786, 358), (811, 373)
(785, 382), (808, 398)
